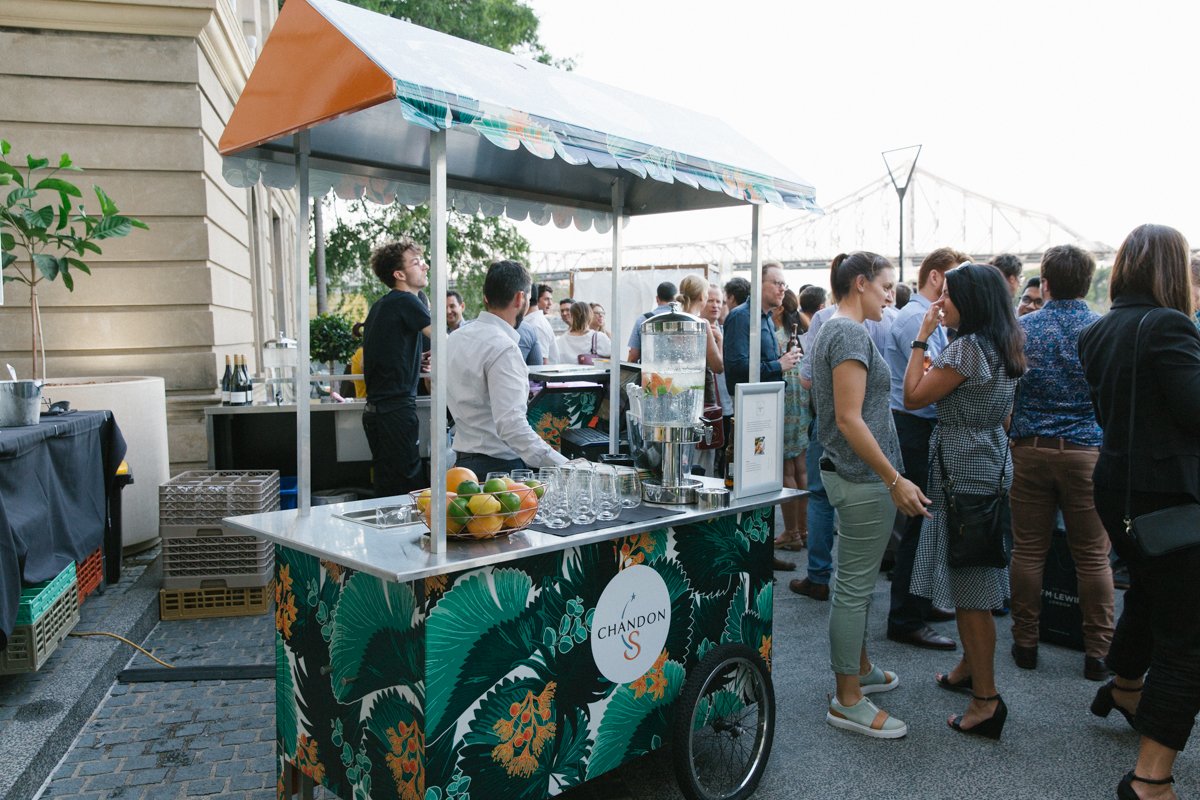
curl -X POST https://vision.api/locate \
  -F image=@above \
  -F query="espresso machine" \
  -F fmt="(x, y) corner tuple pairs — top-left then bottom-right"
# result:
(630, 304), (712, 504)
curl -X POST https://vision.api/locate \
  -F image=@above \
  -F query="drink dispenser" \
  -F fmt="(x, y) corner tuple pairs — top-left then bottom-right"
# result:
(636, 304), (712, 503)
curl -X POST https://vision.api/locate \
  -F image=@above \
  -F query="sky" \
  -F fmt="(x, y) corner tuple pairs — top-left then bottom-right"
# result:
(515, 0), (1200, 258)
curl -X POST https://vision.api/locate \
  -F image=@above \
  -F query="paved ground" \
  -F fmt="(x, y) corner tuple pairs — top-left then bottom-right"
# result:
(6, 512), (1197, 800)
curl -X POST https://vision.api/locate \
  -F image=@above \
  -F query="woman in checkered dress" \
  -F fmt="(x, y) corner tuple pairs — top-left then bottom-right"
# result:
(903, 263), (1025, 741)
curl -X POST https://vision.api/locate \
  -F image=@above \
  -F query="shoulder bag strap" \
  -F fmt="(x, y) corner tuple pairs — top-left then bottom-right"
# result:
(590, 332), (597, 355)
(1124, 310), (1158, 531)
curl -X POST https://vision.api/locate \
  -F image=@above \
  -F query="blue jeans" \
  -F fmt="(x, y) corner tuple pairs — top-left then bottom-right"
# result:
(805, 424), (836, 585)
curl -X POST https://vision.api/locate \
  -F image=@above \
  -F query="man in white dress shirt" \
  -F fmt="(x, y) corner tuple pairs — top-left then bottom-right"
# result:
(521, 283), (559, 365)
(447, 261), (569, 476)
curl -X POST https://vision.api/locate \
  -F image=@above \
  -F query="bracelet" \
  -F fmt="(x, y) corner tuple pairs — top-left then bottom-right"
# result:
(887, 472), (901, 490)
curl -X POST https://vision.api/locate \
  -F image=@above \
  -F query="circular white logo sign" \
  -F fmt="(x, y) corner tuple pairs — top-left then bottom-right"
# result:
(590, 564), (672, 684)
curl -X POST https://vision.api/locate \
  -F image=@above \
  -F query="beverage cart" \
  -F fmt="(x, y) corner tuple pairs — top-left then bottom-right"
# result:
(218, 2), (818, 798)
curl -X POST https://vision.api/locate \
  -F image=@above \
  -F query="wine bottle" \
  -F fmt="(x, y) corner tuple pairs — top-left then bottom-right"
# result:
(220, 355), (232, 406)
(243, 355), (254, 405)
(232, 355), (248, 406)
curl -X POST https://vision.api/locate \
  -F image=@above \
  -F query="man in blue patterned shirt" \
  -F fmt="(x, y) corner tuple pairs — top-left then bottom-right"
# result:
(1008, 244), (1114, 681)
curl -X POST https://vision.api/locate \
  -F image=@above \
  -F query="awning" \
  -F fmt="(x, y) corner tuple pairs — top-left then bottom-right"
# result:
(219, 0), (819, 223)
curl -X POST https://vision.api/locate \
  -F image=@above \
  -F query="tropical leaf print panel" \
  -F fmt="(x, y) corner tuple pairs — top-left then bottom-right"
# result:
(276, 508), (774, 800)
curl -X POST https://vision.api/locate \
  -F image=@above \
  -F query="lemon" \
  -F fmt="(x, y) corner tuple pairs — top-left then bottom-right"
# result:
(414, 489), (432, 515)
(466, 493), (502, 516)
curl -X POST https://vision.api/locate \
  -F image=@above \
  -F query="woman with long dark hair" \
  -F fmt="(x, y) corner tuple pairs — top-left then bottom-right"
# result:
(774, 289), (811, 551)
(904, 262), (1024, 740)
(810, 252), (930, 739)
(1079, 224), (1200, 800)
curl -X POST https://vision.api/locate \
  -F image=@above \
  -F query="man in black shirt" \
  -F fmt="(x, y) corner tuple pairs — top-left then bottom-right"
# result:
(362, 240), (432, 497)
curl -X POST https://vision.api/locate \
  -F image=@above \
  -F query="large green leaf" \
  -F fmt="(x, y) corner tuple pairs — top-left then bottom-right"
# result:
(584, 659), (684, 779)
(32, 253), (59, 280)
(1, 233), (14, 251)
(0, 161), (22, 187)
(7, 187), (36, 204)
(722, 579), (748, 645)
(425, 568), (534, 734)
(26, 155), (49, 171)
(2, 253), (16, 271)
(673, 516), (752, 595)
(690, 580), (736, 661)
(754, 581), (773, 624)
(34, 178), (81, 197)
(92, 215), (132, 239)
(648, 556), (695, 666)
(22, 205), (53, 229)
(330, 572), (424, 703)
(277, 630), (299, 758)
(93, 185), (118, 216)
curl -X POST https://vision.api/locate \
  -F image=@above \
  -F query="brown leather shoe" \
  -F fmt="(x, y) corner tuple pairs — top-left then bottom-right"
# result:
(1084, 656), (1110, 682)
(773, 556), (796, 571)
(1011, 643), (1038, 670)
(928, 607), (956, 622)
(789, 577), (829, 601)
(887, 625), (956, 651)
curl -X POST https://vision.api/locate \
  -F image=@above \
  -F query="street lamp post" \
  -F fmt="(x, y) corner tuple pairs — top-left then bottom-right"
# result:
(882, 145), (922, 284)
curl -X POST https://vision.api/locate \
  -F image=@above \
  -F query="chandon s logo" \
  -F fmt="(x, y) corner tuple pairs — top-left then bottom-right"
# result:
(591, 564), (672, 684)
(622, 630), (641, 660)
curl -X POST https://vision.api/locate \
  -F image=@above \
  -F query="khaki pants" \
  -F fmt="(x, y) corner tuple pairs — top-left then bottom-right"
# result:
(1009, 443), (1114, 658)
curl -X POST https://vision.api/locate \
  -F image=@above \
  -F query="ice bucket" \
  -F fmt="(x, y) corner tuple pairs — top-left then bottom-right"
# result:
(0, 380), (42, 427)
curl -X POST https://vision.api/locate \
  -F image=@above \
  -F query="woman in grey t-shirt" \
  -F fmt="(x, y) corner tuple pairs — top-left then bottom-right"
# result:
(810, 252), (931, 740)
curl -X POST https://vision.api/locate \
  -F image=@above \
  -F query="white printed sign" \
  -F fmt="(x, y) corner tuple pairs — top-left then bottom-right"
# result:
(589, 564), (672, 684)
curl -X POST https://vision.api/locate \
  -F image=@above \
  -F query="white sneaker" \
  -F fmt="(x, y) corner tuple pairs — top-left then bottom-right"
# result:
(826, 696), (908, 739)
(859, 664), (900, 695)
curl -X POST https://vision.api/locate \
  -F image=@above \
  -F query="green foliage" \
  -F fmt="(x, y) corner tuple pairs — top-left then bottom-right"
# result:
(320, 201), (531, 317)
(1, 138), (148, 379)
(309, 312), (358, 367)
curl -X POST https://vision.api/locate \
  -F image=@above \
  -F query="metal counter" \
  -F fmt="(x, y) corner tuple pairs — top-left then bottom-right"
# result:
(225, 478), (801, 583)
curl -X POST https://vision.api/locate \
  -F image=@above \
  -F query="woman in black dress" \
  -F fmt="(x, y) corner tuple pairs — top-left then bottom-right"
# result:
(1079, 224), (1200, 800)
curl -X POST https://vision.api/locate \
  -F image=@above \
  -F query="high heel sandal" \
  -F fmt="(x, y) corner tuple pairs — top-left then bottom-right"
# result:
(1091, 680), (1141, 731)
(775, 529), (806, 551)
(1117, 771), (1174, 799)
(948, 693), (1007, 740)
(935, 671), (973, 694)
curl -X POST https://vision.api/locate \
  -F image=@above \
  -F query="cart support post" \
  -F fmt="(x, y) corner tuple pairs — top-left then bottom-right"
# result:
(294, 131), (312, 515)
(429, 129), (448, 554)
(608, 178), (623, 455)
(748, 203), (763, 384)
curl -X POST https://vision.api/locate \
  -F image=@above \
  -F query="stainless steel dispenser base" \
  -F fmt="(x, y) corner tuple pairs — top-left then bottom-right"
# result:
(642, 478), (702, 505)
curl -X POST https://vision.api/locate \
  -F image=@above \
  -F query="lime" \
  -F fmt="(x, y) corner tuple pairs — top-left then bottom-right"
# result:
(524, 479), (544, 499)
(448, 497), (471, 529)
(496, 491), (521, 515)
(456, 480), (481, 496)
(483, 478), (508, 494)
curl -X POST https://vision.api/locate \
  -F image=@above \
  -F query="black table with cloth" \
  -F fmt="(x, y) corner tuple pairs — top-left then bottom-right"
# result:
(0, 411), (126, 650)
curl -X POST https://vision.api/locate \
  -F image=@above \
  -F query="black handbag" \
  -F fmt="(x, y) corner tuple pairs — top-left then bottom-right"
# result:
(1123, 310), (1200, 558)
(936, 345), (1011, 569)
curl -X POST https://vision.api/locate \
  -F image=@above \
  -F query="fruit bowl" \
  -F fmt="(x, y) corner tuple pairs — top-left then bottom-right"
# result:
(410, 480), (540, 541)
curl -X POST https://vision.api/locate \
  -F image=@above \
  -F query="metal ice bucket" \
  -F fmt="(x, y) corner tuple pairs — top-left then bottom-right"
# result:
(0, 380), (42, 427)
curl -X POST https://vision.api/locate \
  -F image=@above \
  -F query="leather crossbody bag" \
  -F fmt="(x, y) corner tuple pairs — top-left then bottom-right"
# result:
(1123, 310), (1200, 558)
(936, 349), (1010, 569)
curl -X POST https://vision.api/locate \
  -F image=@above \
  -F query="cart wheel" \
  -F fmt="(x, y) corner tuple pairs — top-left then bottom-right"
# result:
(671, 643), (775, 800)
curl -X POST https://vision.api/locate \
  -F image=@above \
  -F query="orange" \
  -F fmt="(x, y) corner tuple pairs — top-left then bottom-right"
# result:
(511, 489), (538, 527)
(445, 466), (478, 490)
(466, 513), (504, 537)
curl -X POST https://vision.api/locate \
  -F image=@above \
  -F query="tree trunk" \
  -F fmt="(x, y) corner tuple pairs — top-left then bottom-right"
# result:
(30, 280), (44, 382)
(314, 196), (328, 315)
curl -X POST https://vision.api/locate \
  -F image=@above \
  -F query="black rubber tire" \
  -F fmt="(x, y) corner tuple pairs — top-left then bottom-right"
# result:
(671, 643), (775, 800)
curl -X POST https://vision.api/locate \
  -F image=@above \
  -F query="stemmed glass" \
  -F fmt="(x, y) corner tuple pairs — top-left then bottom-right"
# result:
(616, 467), (642, 509)
(594, 465), (621, 521)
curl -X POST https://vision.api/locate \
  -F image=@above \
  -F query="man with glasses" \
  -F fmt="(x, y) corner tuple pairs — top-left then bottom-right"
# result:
(723, 261), (802, 571)
(1017, 276), (1043, 316)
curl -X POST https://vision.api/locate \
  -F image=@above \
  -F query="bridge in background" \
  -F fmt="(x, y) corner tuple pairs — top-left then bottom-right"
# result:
(530, 168), (1114, 281)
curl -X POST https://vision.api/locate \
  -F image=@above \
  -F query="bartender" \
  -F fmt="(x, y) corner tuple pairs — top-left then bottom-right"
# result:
(447, 260), (569, 476)
(362, 239), (432, 497)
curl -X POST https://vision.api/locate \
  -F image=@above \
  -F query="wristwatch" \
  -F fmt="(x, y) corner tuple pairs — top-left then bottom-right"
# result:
(911, 340), (929, 350)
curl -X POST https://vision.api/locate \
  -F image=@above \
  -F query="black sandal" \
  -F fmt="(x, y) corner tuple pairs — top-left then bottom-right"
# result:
(1091, 679), (1142, 731)
(948, 693), (1007, 740)
(935, 671), (973, 694)
(1117, 771), (1174, 799)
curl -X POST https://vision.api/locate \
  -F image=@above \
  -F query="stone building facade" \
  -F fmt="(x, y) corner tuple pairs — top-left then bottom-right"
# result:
(0, 0), (297, 471)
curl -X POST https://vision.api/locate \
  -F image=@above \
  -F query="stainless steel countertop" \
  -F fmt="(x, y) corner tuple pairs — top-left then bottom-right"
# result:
(224, 478), (802, 583)
(204, 398), (431, 416)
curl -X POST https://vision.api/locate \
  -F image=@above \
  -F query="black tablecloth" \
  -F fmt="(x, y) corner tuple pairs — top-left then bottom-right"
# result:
(0, 411), (126, 648)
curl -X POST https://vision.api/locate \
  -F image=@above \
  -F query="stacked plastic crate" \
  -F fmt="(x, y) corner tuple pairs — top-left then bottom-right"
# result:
(0, 562), (80, 674)
(158, 470), (278, 620)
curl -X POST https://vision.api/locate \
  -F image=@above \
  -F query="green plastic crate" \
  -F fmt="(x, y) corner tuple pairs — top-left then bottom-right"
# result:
(15, 562), (76, 625)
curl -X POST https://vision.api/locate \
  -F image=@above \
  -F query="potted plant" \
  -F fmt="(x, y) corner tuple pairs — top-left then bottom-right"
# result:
(309, 312), (358, 399)
(0, 138), (147, 381)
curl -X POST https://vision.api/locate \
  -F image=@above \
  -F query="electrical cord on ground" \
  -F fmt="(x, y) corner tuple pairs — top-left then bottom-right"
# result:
(67, 631), (175, 669)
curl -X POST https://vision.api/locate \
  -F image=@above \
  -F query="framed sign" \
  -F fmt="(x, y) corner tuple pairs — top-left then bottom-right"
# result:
(732, 381), (785, 499)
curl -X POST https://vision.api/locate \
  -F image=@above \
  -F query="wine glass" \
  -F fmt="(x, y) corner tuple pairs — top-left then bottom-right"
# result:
(594, 465), (621, 522)
(511, 469), (534, 483)
(540, 468), (570, 529)
(485, 471), (509, 484)
(568, 465), (597, 526)
(616, 467), (642, 509)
